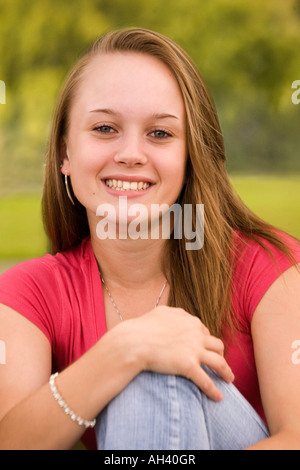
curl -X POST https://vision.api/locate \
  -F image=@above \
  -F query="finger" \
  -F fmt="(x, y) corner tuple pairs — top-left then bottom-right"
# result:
(199, 322), (211, 336)
(201, 350), (234, 384)
(202, 335), (225, 356)
(187, 362), (224, 402)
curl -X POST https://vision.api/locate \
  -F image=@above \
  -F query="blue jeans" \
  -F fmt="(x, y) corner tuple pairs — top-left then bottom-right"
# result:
(96, 367), (269, 450)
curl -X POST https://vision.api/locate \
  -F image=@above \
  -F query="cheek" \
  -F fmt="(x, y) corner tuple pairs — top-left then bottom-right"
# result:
(68, 140), (104, 174)
(160, 161), (187, 203)
(163, 148), (187, 184)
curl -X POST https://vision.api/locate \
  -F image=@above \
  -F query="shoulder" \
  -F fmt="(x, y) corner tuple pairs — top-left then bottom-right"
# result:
(0, 237), (94, 342)
(232, 231), (300, 323)
(233, 230), (300, 276)
(0, 237), (92, 284)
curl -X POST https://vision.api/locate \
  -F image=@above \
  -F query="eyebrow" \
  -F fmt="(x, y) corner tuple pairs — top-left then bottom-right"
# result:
(88, 108), (179, 120)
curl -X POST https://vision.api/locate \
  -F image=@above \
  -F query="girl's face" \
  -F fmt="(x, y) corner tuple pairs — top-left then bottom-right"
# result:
(62, 52), (187, 234)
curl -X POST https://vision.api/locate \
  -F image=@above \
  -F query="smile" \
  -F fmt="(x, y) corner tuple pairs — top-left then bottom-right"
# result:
(105, 179), (151, 191)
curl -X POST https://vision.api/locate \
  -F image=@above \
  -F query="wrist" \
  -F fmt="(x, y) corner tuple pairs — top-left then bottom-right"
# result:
(88, 321), (146, 409)
(108, 319), (147, 375)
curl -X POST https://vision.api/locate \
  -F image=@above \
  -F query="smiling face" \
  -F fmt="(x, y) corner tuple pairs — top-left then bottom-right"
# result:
(61, 52), (187, 233)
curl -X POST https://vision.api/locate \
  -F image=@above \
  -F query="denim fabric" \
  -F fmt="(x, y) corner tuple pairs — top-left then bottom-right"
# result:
(96, 367), (269, 450)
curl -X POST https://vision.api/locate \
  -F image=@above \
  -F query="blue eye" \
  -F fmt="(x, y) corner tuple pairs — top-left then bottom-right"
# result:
(94, 125), (115, 133)
(151, 129), (172, 139)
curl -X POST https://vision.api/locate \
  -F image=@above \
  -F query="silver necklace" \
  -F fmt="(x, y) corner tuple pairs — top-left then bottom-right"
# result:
(100, 274), (168, 322)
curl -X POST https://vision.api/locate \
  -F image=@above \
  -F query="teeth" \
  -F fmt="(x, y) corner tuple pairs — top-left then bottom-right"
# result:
(105, 179), (150, 191)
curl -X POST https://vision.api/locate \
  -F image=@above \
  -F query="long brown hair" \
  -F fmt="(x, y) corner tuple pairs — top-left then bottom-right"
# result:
(42, 28), (297, 336)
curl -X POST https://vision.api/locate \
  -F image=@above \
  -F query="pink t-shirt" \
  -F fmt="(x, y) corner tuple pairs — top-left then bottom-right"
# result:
(225, 232), (300, 422)
(0, 233), (300, 448)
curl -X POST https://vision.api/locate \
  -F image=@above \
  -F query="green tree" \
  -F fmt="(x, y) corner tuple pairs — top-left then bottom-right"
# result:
(0, 0), (299, 194)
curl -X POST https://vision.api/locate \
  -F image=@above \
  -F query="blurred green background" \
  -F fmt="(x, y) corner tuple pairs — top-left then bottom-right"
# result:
(0, 0), (300, 273)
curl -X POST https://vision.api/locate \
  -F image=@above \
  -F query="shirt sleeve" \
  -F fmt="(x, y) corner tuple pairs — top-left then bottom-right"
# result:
(0, 258), (62, 345)
(233, 232), (300, 326)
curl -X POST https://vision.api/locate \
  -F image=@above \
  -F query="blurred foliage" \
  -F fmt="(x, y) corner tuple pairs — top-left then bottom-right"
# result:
(1, 175), (300, 264)
(0, 0), (300, 195)
(0, 193), (46, 259)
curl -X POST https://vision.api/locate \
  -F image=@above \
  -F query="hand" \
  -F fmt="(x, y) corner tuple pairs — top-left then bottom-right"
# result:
(127, 306), (234, 401)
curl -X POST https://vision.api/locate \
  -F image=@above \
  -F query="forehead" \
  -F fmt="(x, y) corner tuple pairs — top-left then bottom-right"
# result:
(71, 52), (185, 116)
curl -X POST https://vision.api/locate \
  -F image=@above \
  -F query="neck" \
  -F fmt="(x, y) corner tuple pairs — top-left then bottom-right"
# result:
(90, 233), (169, 289)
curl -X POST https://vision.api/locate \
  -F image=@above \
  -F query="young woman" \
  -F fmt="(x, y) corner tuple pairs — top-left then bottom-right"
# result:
(0, 28), (300, 450)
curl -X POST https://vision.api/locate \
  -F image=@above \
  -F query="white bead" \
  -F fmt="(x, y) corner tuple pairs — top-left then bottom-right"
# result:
(49, 373), (96, 429)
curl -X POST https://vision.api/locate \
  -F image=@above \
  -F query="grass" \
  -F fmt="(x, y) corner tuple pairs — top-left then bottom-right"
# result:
(231, 175), (300, 239)
(0, 175), (299, 273)
(0, 192), (47, 261)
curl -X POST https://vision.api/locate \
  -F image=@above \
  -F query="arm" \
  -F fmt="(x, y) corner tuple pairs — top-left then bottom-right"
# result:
(0, 304), (144, 449)
(0, 303), (233, 450)
(248, 263), (300, 449)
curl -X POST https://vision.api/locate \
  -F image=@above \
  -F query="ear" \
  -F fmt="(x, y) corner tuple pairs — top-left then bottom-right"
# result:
(60, 139), (71, 175)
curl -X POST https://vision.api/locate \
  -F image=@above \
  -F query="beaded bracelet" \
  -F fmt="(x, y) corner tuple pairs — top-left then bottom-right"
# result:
(49, 373), (96, 429)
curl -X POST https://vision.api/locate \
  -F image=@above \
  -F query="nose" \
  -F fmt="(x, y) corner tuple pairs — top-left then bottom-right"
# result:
(114, 134), (148, 167)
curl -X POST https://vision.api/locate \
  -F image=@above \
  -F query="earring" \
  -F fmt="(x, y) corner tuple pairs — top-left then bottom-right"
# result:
(64, 172), (75, 205)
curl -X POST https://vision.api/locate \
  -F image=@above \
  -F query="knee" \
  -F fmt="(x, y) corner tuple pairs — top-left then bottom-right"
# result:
(96, 371), (208, 450)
